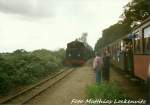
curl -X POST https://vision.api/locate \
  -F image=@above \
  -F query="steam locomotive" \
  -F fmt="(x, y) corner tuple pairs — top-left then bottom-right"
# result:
(64, 40), (93, 66)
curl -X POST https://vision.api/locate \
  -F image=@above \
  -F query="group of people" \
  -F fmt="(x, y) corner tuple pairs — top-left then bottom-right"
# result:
(93, 49), (110, 83)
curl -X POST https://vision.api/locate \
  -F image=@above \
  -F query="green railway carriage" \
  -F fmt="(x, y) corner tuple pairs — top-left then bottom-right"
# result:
(101, 17), (150, 81)
(103, 36), (134, 76)
(107, 37), (133, 73)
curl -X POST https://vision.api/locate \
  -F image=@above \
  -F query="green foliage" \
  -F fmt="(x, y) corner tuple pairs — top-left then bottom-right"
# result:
(95, 0), (150, 52)
(0, 73), (14, 94)
(95, 23), (131, 52)
(0, 48), (65, 95)
(0, 56), (15, 94)
(86, 82), (129, 104)
(121, 0), (150, 26)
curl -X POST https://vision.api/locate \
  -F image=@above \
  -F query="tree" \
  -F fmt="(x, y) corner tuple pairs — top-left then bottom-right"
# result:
(94, 23), (131, 52)
(121, 0), (150, 27)
(95, 0), (150, 52)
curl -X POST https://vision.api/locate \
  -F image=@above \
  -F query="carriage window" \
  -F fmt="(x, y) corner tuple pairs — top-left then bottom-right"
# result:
(144, 26), (150, 54)
(134, 31), (143, 54)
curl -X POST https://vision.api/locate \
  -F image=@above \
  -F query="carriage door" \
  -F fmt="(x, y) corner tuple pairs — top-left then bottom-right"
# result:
(124, 39), (134, 74)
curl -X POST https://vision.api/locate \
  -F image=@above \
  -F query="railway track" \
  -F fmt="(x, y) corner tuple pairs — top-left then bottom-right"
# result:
(0, 68), (74, 105)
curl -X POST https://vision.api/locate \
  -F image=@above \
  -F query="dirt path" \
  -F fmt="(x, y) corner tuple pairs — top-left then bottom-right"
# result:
(27, 66), (95, 105)
(27, 65), (146, 105)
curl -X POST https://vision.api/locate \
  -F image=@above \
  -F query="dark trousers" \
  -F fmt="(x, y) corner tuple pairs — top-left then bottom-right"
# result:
(96, 68), (102, 83)
(103, 65), (110, 81)
(103, 56), (110, 81)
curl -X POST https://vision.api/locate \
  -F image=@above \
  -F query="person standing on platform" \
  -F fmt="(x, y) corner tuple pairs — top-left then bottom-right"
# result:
(93, 52), (103, 84)
(103, 48), (111, 82)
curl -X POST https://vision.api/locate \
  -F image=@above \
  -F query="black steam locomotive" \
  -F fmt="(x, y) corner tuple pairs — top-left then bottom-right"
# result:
(64, 40), (93, 66)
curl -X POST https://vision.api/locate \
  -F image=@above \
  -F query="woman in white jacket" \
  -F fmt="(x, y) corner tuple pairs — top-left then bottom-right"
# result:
(93, 52), (103, 83)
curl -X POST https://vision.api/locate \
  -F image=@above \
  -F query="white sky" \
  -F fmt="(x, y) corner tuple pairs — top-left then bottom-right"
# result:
(0, 0), (130, 52)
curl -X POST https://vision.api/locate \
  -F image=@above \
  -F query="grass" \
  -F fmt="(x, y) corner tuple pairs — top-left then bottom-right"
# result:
(86, 82), (130, 105)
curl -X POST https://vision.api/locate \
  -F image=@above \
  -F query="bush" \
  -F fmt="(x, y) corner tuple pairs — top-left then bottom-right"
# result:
(14, 70), (35, 85)
(0, 73), (14, 95)
(0, 48), (65, 95)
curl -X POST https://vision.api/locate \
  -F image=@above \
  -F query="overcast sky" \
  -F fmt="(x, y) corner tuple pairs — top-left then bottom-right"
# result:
(0, 0), (130, 52)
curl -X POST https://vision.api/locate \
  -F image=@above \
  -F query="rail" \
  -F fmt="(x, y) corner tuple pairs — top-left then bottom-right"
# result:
(0, 68), (74, 105)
